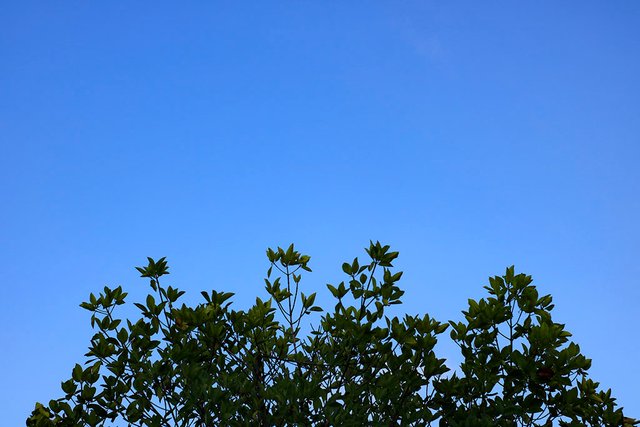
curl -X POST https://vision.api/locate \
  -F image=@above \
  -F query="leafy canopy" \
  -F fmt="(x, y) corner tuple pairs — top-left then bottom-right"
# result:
(28, 242), (635, 426)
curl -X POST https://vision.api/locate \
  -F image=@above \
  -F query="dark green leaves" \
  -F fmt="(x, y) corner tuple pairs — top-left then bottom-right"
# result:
(27, 248), (635, 427)
(438, 266), (631, 426)
(135, 257), (169, 279)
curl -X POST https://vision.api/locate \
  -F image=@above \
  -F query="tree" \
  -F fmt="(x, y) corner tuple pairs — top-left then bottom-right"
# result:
(28, 242), (635, 426)
(433, 267), (632, 426)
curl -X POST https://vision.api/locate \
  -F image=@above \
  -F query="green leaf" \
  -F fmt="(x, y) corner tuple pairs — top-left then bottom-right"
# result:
(327, 283), (339, 298)
(72, 364), (83, 382)
(146, 294), (156, 310)
(342, 262), (352, 275)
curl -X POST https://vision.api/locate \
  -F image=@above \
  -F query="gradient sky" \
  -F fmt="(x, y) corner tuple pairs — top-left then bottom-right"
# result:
(2, 1), (639, 424)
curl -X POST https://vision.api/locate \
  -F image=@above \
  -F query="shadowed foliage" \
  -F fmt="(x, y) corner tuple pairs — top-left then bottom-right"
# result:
(28, 242), (635, 426)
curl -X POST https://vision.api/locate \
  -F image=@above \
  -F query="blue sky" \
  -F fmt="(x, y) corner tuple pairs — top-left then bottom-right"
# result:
(1, 1), (639, 423)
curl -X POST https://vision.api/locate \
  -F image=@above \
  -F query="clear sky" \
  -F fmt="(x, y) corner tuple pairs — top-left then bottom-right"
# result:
(1, 1), (639, 424)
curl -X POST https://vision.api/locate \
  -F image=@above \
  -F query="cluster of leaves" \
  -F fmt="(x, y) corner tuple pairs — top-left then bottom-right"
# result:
(434, 268), (630, 426)
(28, 242), (635, 426)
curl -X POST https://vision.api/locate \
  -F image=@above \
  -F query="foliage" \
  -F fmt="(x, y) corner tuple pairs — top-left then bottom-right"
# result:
(28, 242), (635, 426)
(434, 267), (631, 426)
